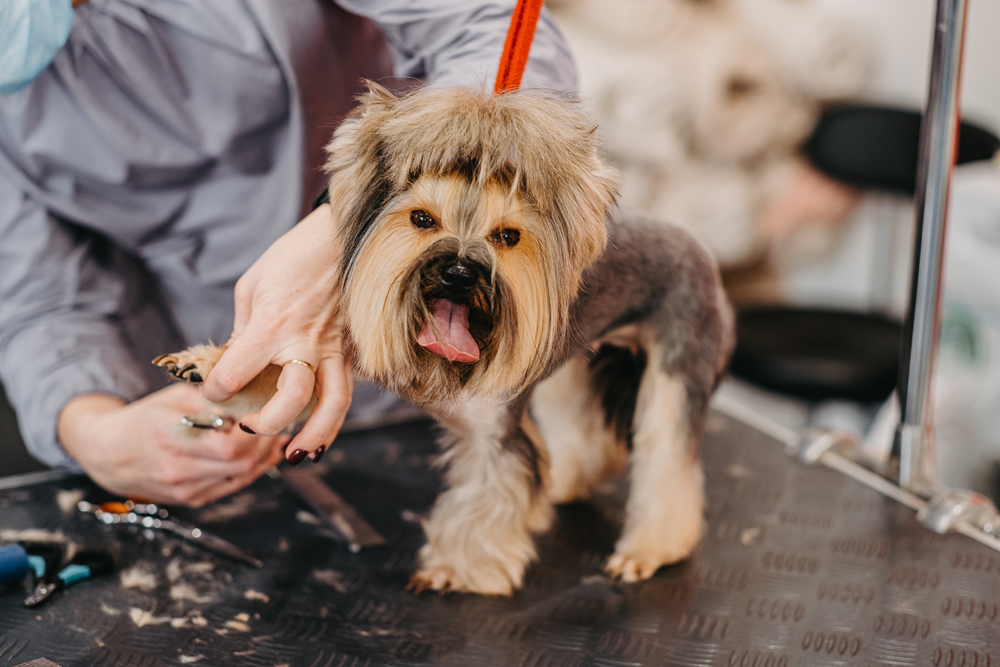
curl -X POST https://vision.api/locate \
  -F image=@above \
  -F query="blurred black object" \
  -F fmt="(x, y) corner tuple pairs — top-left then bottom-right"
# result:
(730, 308), (902, 403)
(0, 384), (44, 478)
(805, 105), (1000, 194)
(730, 105), (996, 404)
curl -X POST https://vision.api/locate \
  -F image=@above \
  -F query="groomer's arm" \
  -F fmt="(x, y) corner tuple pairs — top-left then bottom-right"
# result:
(0, 181), (286, 505)
(335, 0), (578, 92)
(202, 0), (578, 461)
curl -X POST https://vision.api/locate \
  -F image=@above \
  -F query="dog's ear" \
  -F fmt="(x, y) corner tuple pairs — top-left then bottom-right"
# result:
(324, 82), (398, 176)
(324, 116), (362, 176)
(574, 149), (618, 268)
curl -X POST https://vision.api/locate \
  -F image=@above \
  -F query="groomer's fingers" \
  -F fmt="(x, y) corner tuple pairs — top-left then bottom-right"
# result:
(284, 353), (353, 460)
(157, 435), (288, 505)
(177, 428), (283, 463)
(158, 438), (287, 485)
(230, 272), (255, 336)
(179, 445), (287, 507)
(239, 359), (318, 436)
(151, 451), (267, 490)
(201, 329), (275, 403)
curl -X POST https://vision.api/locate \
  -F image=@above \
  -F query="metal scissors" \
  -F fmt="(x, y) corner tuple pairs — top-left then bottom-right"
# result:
(173, 407), (386, 552)
(78, 500), (263, 568)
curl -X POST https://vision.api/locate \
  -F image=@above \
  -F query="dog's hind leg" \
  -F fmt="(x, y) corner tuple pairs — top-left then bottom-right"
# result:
(410, 398), (553, 596)
(532, 355), (627, 504)
(605, 343), (705, 583)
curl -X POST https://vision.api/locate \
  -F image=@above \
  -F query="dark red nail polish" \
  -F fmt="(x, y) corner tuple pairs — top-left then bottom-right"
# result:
(310, 446), (326, 463)
(286, 449), (309, 465)
(239, 423), (256, 435)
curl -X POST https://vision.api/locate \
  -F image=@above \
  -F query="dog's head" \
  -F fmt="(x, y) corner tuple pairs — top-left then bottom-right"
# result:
(325, 83), (618, 404)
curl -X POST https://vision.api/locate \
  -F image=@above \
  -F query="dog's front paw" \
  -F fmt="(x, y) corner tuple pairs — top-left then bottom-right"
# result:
(407, 566), (461, 595)
(408, 566), (516, 596)
(152, 354), (208, 384)
(152, 344), (225, 385)
(408, 544), (525, 596)
(605, 518), (701, 583)
(604, 552), (673, 583)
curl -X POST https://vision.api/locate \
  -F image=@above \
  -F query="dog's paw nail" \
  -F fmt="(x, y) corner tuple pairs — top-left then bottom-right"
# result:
(188, 372), (203, 384)
(151, 354), (175, 367)
(409, 567), (456, 595)
(604, 554), (662, 583)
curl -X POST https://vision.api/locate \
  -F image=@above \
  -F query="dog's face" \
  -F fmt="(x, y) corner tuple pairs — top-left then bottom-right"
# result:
(324, 83), (618, 404)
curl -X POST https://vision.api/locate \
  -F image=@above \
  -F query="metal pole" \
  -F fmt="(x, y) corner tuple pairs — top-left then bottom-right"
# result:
(892, 0), (968, 493)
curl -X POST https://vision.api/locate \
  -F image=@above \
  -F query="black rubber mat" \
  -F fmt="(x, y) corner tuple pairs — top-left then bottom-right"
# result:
(1, 411), (998, 666)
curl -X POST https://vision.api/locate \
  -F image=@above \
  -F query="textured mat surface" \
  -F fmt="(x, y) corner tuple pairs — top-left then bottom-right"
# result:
(1, 411), (998, 667)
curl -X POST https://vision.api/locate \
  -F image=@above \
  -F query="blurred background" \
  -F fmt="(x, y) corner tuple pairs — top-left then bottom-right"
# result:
(550, 0), (999, 313)
(4, 0), (1000, 496)
(547, 0), (1000, 498)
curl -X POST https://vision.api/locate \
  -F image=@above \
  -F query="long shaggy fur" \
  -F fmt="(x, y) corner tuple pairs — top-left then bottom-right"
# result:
(155, 82), (733, 596)
(327, 84), (618, 403)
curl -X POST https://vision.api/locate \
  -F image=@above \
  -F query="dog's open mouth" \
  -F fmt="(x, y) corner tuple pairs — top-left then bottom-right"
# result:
(417, 299), (481, 363)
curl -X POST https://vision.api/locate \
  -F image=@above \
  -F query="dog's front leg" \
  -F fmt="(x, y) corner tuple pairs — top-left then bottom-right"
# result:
(410, 397), (553, 596)
(153, 343), (289, 424)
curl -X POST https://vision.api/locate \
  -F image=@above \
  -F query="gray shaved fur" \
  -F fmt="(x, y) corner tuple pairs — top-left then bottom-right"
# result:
(569, 214), (735, 446)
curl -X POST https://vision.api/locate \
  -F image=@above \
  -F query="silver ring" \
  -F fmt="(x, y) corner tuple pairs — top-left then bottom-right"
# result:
(284, 359), (316, 373)
(180, 414), (225, 430)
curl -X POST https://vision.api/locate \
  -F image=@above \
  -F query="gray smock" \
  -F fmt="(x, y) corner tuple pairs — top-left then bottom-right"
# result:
(0, 0), (576, 471)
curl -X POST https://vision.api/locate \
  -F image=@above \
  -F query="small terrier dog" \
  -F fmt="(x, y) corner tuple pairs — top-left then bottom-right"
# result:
(155, 83), (734, 595)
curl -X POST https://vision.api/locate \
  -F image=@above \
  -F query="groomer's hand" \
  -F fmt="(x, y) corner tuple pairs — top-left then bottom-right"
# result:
(201, 204), (353, 464)
(59, 384), (288, 507)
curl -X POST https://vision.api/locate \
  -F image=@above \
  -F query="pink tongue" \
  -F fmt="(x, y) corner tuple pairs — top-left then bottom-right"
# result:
(417, 299), (481, 362)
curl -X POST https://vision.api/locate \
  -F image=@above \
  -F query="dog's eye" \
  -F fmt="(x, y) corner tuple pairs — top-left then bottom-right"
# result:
(410, 210), (437, 230)
(490, 228), (520, 248)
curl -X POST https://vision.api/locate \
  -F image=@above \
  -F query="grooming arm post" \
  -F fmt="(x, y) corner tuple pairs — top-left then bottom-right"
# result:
(892, 0), (968, 494)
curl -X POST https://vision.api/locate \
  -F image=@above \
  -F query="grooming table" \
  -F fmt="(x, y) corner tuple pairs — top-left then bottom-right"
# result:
(1, 408), (998, 667)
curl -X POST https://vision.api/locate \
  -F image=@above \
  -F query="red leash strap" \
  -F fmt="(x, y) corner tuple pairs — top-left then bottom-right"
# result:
(494, 0), (546, 94)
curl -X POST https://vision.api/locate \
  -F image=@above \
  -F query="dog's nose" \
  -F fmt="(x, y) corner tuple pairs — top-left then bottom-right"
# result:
(439, 260), (477, 297)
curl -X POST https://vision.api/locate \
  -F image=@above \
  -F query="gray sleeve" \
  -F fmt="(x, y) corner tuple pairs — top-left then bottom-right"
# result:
(0, 178), (150, 471)
(333, 0), (577, 92)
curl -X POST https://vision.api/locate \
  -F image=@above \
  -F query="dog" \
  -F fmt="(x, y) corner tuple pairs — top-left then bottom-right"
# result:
(154, 82), (734, 595)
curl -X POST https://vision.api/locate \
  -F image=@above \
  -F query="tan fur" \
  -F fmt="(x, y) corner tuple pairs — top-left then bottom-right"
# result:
(326, 84), (618, 404)
(154, 83), (725, 596)
(327, 84), (615, 270)
(410, 398), (554, 595)
(605, 349), (704, 582)
(342, 174), (562, 401)
(532, 354), (626, 504)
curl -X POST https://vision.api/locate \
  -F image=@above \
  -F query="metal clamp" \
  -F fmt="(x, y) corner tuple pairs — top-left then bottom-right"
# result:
(917, 490), (1000, 535)
(792, 427), (857, 465)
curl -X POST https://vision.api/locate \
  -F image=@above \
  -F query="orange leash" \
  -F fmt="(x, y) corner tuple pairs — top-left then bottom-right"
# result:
(494, 0), (546, 94)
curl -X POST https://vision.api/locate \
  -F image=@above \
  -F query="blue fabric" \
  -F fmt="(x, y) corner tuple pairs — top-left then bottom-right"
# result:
(0, 544), (29, 584)
(0, 0), (74, 95)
